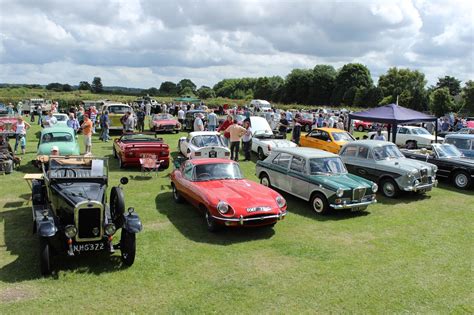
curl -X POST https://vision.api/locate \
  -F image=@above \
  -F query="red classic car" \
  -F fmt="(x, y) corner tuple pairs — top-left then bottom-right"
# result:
(170, 158), (287, 232)
(354, 120), (373, 132)
(113, 133), (170, 169)
(0, 114), (18, 137)
(149, 113), (181, 133)
(295, 113), (314, 132)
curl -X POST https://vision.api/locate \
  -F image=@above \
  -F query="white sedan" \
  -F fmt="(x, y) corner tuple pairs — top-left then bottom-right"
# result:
(250, 116), (297, 160)
(42, 113), (69, 128)
(178, 131), (230, 159)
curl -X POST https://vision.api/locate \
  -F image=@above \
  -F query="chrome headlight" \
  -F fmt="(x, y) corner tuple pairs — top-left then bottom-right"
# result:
(336, 188), (344, 197)
(64, 225), (77, 238)
(276, 196), (286, 208)
(217, 201), (229, 214)
(372, 183), (378, 193)
(104, 223), (116, 236)
(408, 169), (418, 178)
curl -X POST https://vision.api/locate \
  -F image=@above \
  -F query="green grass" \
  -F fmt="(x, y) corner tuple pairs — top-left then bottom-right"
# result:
(0, 121), (473, 313)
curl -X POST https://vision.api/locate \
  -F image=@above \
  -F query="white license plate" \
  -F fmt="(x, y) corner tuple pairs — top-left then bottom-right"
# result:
(209, 151), (217, 158)
(73, 243), (105, 252)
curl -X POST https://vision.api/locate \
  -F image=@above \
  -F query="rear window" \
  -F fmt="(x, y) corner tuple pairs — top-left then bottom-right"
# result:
(42, 132), (73, 143)
(445, 138), (471, 150)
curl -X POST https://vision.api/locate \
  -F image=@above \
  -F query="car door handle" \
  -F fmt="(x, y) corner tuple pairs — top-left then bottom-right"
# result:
(358, 168), (367, 175)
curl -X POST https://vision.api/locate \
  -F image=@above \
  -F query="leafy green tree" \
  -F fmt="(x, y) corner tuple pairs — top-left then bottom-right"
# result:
(196, 86), (215, 99)
(177, 79), (196, 94)
(179, 86), (196, 97)
(310, 65), (337, 105)
(332, 63), (373, 106)
(461, 80), (474, 114)
(78, 81), (91, 90)
(284, 69), (314, 104)
(159, 81), (178, 95)
(364, 86), (384, 107)
(435, 76), (461, 96)
(62, 84), (73, 92)
(342, 86), (358, 106)
(46, 82), (64, 91)
(91, 77), (103, 93)
(429, 87), (453, 116)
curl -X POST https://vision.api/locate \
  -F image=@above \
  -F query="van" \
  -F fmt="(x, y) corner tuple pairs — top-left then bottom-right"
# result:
(100, 103), (134, 130)
(250, 99), (272, 112)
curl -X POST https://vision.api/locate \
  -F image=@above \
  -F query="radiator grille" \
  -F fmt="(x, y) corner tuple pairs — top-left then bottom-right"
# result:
(353, 187), (367, 201)
(78, 208), (101, 239)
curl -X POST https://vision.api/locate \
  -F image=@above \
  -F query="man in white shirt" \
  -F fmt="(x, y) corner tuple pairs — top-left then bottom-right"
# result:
(207, 110), (217, 131)
(193, 113), (204, 131)
(43, 111), (57, 128)
(374, 129), (386, 141)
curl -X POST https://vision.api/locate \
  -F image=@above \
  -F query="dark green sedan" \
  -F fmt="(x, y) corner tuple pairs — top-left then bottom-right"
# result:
(255, 147), (378, 214)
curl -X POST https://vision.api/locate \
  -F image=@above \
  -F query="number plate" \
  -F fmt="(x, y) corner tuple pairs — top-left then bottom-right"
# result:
(72, 242), (105, 252)
(351, 206), (365, 212)
(209, 151), (217, 158)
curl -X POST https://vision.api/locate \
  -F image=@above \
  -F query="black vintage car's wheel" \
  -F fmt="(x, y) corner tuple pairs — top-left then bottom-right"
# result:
(172, 184), (184, 203)
(260, 174), (271, 188)
(257, 147), (265, 160)
(453, 171), (471, 189)
(205, 210), (221, 233)
(39, 237), (52, 276)
(380, 178), (400, 198)
(304, 124), (311, 132)
(120, 230), (136, 266)
(310, 193), (329, 215)
(110, 187), (125, 224)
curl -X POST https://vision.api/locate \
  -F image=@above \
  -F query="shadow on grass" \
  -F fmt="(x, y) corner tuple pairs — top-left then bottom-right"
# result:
(376, 191), (432, 205)
(0, 207), (127, 282)
(155, 192), (275, 245)
(436, 180), (474, 196)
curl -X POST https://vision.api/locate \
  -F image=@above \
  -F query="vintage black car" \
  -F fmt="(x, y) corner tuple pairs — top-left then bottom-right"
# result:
(401, 144), (474, 189)
(183, 110), (208, 131)
(31, 156), (142, 275)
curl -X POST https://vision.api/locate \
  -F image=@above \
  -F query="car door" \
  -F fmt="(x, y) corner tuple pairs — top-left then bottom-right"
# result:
(288, 155), (310, 200)
(176, 162), (194, 200)
(397, 127), (409, 146)
(301, 129), (320, 148)
(268, 152), (292, 192)
(180, 136), (190, 156)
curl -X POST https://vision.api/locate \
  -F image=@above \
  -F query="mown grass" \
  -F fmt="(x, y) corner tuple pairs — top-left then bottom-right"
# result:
(0, 120), (473, 313)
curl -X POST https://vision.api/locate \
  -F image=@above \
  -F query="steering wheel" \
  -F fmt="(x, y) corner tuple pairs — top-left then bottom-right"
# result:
(55, 167), (77, 178)
(197, 173), (211, 179)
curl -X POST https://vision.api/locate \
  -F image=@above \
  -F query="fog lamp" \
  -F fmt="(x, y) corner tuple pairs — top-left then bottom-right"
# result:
(104, 223), (116, 236)
(65, 225), (77, 238)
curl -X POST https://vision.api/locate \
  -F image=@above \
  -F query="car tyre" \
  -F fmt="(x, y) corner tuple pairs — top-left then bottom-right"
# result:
(118, 156), (124, 169)
(172, 183), (184, 203)
(110, 187), (125, 224)
(453, 171), (471, 189)
(257, 147), (265, 160)
(260, 174), (271, 188)
(310, 192), (329, 215)
(39, 237), (52, 276)
(380, 178), (400, 198)
(120, 230), (136, 266)
(205, 209), (221, 233)
(357, 125), (364, 132)
(304, 124), (311, 132)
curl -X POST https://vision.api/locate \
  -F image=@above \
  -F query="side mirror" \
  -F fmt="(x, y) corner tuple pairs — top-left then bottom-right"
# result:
(120, 177), (129, 185)
(326, 139), (331, 142)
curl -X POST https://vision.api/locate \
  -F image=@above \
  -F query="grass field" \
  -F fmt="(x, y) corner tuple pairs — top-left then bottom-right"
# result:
(0, 121), (473, 313)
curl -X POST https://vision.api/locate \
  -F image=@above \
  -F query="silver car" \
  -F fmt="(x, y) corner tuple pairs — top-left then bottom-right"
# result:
(339, 140), (438, 198)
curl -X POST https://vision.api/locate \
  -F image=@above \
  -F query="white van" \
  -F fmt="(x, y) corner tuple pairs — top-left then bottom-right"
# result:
(250, 99), (272, 112)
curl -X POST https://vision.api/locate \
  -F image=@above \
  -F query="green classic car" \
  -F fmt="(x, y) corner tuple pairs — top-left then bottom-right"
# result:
(37, 126), (80, 156)
(255, 147), (378, 214)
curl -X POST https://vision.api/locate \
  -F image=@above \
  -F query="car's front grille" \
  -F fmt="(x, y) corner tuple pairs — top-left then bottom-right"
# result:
(353, 187), (366, 201)
(78, 208), (101, 239)
(420, 169), (428, 184)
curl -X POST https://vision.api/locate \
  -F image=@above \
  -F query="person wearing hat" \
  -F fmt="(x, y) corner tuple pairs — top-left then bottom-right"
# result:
(50, 146), (60, 156)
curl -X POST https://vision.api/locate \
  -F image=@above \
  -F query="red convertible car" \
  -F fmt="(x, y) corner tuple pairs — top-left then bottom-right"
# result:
(149, 113), (181, 133)
(113, 133), (170, 169)
(170, 158), (287, 232)
(354, 120), (373, 132)
(0, 114), (18, 137)
(295, 113), (314, 132)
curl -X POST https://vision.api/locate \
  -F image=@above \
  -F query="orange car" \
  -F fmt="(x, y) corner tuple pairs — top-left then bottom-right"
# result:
(299, 127), (355, 154)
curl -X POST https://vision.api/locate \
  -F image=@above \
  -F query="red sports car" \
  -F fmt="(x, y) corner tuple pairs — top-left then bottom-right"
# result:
(113, 133), (170, 169)
(170, 158), (287, 232)
(354, 120), (373, 132)
(0, 115), (18, 137)
(295, 113), (314, 132)
(149, 114), (181, 133)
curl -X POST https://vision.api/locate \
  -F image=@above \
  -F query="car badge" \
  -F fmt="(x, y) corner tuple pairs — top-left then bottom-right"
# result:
(92, 227), (99, 236)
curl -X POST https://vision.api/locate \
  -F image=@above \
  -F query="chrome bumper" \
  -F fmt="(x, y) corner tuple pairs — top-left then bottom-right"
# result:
(403, 180), (437, 192)
(331, 199), (376, 210)
(212, 211), (287, 225)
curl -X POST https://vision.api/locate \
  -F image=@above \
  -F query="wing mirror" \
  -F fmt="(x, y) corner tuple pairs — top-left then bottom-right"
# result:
(326, 139), (331, 142)
(120, 177), (129, 185)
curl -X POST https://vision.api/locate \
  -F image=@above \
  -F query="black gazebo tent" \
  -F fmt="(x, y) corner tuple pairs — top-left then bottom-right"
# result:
(348, 104), (438, 144)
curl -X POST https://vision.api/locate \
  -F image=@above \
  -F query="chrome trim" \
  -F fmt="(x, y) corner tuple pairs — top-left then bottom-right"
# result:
(74, 200), (104, 242)
(403, 182), (435, 192)
(212, 211), (287, 223)
(331, 199), (376, 209)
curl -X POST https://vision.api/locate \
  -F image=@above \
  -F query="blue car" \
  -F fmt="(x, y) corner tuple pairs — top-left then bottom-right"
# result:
(444, 134), (474, 159)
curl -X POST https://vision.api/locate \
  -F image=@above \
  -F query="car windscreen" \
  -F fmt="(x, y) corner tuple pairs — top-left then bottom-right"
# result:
(42, 132), (73, 143)
(301, 113), (313, 120)
(108, 106), (129, 114)
(153, 114), (173, 120)
(191, 135), (222, 147)
(412, 128), (431, 135)
(193, 163), (243, 181)
(54, 115), (67, 121)
(332, 132), (354, 142)
(373, 145), (405, 160)
(121, 134), (160, 142)
(433, 144), (463, 157)
(309, 157), (347, 175)
(444, 138), (471, 150)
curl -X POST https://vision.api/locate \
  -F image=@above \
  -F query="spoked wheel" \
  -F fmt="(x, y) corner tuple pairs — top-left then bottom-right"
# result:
(172, 184), (184, 203)
(260, 174), (271, 188)
(358, 125), (364, 132)
(380, 178), (400, 198)
(205, 210), (220, 233)
(120, 230), (136, 266)
(39, 237), (52, 276)
(453, 171), (471, 189)
(257, 147), (265, 160)
(310, 193), (329, 215)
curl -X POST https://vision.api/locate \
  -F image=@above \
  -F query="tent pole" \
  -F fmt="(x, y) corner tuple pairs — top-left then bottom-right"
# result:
(435, 120), (438, 143)
(392, 124), (397, 144)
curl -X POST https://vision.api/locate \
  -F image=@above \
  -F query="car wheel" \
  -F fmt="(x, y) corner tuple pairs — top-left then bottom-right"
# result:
(110, 187), (125, 223)
(172, 184), (184, 203)
(120, 229), (136, 266)
(304, 124), (311, 132)
(453, 171), (471, 189)
(118, 156), (124, 169)
(205, 209), (221, 233)
(257, 147), (265, 160)
(380, 178), (400, 198)
(357, 125), (364, 132)
(260, 174), (271, 188)
(310, 193), (329, 215)
(39, 237), (52, 276)
(112, 146), (117, 159)
(406, 140), (417, 149)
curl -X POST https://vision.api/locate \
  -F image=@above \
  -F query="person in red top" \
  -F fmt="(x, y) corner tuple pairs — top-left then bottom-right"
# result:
(81, 114), (93, 154)
(217, 115), (233, 146)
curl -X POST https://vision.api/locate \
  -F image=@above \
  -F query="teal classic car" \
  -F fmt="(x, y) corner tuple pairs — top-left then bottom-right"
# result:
(255, 147), (378, 214)
(37, 126), (80, 156)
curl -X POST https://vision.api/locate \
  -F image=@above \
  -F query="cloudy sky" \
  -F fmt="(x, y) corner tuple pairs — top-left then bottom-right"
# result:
(0, 0), (472, 88)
